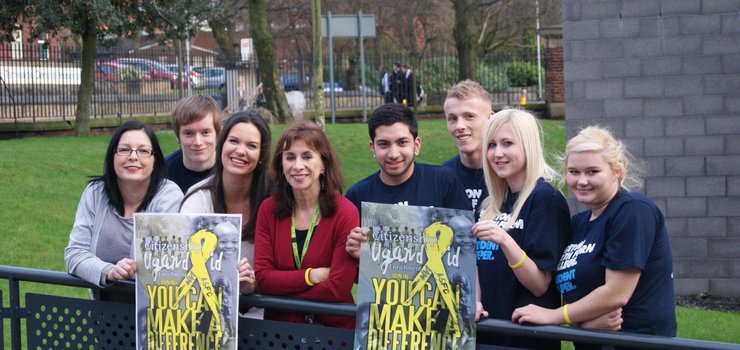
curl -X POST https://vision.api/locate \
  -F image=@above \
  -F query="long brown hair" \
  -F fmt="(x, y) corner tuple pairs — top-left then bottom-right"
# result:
(182, 109), (272, 241)
(270, 121), (344, 218)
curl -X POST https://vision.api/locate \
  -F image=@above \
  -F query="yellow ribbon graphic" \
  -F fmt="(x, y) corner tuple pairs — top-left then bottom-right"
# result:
(175, 229), (223, 339)
(405, 221), (460, 336)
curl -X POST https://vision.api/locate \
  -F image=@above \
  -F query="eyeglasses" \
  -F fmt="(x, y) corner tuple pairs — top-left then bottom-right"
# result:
(115, 147), (154, 158)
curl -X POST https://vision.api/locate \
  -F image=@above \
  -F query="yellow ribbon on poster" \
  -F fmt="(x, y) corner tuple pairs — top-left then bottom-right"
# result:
(175, 229), (223, 338)
(405, 222), (460, 336)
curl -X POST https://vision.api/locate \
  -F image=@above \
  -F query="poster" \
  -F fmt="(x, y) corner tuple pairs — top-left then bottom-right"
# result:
(134, 213), (242, 350)
(354, 203), (477, 350)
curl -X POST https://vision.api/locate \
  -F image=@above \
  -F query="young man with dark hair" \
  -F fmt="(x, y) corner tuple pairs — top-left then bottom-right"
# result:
(344, 103), (470, 258)
(165, 95), (222, 193)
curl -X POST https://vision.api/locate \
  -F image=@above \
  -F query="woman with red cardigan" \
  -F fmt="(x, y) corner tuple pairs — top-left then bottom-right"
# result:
(254, 121), (358, 329)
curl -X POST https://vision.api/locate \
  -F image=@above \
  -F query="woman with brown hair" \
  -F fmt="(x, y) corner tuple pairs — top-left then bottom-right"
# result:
(254, 120), (359, 329)
(180, 109), (272, 295)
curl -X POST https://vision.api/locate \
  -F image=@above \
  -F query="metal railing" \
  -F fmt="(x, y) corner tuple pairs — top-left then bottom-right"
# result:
(1, 43), (543, 127)
(2, 265), (737, 350)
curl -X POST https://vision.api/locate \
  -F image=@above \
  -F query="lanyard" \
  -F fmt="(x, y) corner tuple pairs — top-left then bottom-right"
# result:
(291, 205), (320, 269)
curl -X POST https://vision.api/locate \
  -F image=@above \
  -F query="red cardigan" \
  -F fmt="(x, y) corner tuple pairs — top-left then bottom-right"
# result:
(254, 194), (359, 329)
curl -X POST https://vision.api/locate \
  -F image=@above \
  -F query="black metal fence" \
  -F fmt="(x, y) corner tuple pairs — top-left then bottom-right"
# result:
(1, 42), (543, 125)
(0, 43), (225, 123)
(2, 265), (738, 350)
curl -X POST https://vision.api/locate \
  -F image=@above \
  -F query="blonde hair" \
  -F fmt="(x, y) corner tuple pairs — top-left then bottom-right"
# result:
(562, 126), (642, 190)
(479, 109), (559, 228)
(446, 79), (492, 106)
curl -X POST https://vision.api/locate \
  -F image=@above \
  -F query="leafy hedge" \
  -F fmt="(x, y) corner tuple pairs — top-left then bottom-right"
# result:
(504, 62), (542, 88)
(117, 65), (144, 80)
(417, 57), (543, 94)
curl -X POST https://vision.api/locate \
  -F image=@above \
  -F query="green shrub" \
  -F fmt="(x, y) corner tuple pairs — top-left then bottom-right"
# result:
(504, 62), (542, 87)
(419, 56), (458, 93)
(117, 65), (144, 80)
(477, 63), (508, 91)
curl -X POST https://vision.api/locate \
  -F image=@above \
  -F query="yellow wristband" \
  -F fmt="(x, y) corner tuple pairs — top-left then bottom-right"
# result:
(508, 251), (527, 269)
(563, 304), (572, 325)
(305, 268), (315, 287)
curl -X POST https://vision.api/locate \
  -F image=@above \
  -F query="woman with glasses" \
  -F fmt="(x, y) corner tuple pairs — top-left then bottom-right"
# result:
(64, 121), (183, 301)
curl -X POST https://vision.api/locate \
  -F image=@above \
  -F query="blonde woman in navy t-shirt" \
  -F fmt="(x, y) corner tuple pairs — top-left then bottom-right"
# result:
(471, 109), (571, 349)
(512, 126), (677, 349)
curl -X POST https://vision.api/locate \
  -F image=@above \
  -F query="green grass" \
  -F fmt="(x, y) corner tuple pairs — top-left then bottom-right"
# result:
(1, 119), (738, 347)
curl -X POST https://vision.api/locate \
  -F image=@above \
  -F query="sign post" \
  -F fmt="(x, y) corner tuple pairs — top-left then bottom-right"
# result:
(322, 13), (376, 123)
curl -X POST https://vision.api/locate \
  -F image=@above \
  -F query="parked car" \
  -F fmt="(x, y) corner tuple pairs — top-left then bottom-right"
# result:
(193, 67), (225, 90)
(114, 58), (174, 81)
(281, 74), (301, 91)
(323, 82), (344, 93)
(165, 64), (202, 89)
(94, 62), (122, 80)
(358, 84), (381, 96)
(95, 61), (150, 81)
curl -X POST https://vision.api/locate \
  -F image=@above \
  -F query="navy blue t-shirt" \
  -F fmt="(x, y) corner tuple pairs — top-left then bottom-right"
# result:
(345, 162), (471, 213)
(477, 178), (570, 349)
(443, 154), (488, 220)
(556, 189), (677, 342)
(164, 149), (213, 193)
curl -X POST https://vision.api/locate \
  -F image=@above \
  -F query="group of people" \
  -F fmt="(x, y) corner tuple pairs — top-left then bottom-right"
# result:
(380, 62), (418, 106)
(64, 79), (676, 348)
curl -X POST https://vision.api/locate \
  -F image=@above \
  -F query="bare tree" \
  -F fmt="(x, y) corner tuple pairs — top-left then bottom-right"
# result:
(139, 1), (222, 96)
(248, 0), (294, 123)
(0, 1), (140, 136)
(451, 0), (558, 81)
(311, 0), (325, 129)
(209, 0), (249, 60)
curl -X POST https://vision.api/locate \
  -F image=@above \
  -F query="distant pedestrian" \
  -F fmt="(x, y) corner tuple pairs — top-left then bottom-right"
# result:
(379, 68), (393, 103)
(402, 64), (415, 106)
(391, 62), (404, 103)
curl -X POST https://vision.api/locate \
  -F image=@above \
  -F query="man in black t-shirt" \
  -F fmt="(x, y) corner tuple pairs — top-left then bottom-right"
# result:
(442, 80), (494, 220)
(344, 103), (470, 259)
(164, 95), (222, 193)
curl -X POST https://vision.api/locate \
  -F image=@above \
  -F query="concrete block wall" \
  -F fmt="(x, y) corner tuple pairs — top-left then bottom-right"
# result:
(562, 0), (740, 296)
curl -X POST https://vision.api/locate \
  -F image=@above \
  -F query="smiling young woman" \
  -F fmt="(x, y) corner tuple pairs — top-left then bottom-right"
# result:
(180, 109), (273, 295)
(472, 109), (571, 349)
(512, 126), (677, 350)
(64, 121), (183, 302)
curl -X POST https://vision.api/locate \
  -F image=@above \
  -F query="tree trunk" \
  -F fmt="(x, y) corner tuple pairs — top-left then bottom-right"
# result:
(210, 20), (240, 61)
(175, 38), (185, 98)
(347, 56), (358, 90)
(452, 0), (477, 81)
(311, 0), (324, 129)
(248, 0), (293, 123)
(74, 24), (96, 136)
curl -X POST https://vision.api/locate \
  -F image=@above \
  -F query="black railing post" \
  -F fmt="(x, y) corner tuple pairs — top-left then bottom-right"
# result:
(0, 73), (19, 139)
(9, 276), (22, 350)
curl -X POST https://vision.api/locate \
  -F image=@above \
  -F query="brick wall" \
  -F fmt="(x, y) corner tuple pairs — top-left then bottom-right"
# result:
(562, 0), (740, 296)
(545, 46), (564, 103)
